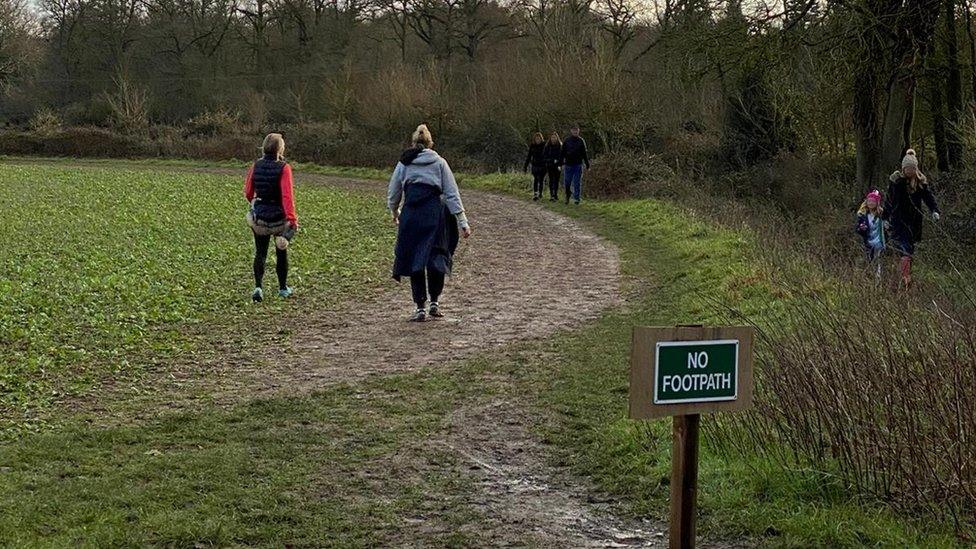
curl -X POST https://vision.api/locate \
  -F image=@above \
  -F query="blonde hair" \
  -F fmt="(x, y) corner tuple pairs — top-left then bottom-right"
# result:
(262, 133), (285, 160)
(412, 124), (433, 149)
(858, 200), (883, 216)
(548, 131), (562, 146)
(531, 132), (544, 144)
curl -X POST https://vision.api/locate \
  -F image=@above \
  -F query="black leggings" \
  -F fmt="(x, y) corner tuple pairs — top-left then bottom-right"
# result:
(546, 167), (561, 199)
(254, 233), (288, 290)
(410, 269), (445, 308)
(532, 170), (545, 196)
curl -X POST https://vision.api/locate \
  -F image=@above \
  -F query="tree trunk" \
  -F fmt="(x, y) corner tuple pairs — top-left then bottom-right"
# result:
(852, 0), (941, 188)
(964, 0), (976, 99)
(945, 0), (965, 168)
(883, 69), (917, 176)
(855, 61), (918, 189)
(929, 65), (951, 171)
(854, 67), (882, 188)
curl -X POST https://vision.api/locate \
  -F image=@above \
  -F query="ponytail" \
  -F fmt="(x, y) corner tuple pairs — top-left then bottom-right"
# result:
(412, 124), (433, 149)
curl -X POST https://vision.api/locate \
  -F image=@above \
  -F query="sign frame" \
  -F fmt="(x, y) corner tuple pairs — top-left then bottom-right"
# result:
(629, 325), (754, 420)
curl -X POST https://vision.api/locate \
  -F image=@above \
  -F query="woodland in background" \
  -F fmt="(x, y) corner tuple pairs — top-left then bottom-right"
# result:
(4, 0), (976, 195)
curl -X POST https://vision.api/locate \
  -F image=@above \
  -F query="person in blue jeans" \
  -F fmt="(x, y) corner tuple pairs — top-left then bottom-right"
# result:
(561, 124), (590, 204)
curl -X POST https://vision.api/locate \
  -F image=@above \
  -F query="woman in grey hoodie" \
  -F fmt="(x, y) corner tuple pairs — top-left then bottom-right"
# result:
(388, 124), (472, 322)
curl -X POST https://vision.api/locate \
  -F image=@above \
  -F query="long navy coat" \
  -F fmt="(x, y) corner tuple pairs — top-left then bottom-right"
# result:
(392, 184), (460, 280)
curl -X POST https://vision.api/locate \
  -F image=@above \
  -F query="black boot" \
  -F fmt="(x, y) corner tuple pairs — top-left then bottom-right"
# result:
(409, 308), (427, 322)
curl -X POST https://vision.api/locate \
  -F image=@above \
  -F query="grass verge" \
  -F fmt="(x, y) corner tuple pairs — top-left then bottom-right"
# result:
(0, 372), (491, 547)
(452, 170), (967, 545)
(518, 196), (964, 546)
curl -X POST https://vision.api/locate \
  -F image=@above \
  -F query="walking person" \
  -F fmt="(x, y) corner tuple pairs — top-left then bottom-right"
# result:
(524, 132), (547, 201)
(245, 133), (298, 302)
(543, 132), (563, 201)
(855, 190), (885, 283)
(883, 149), (941, 289)
(388, 124), (473, 322)
(561, 124), (590, 205)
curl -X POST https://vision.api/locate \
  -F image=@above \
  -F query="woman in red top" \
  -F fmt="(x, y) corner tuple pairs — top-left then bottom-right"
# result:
(244, 133), (298, 302)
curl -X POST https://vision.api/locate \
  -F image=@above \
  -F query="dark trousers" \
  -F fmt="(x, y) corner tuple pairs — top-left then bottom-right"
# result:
(546, 167), (561, 199)
(531, 169), (545, 196)
(410, 269), (445, 307)
(254, 233), (288, 290)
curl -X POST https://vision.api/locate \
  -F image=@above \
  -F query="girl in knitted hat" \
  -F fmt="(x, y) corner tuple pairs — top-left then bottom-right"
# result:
(883, 149), (940, 289)
(855, 189), (885, 282)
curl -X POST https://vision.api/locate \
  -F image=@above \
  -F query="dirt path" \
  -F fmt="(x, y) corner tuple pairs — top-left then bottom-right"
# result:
(443, 396), (669, 547)
(212, 185), (622, 398)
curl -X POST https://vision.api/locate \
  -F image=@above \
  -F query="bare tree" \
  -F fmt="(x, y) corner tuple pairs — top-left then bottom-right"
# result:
(455, 0), (509, 60)
(408, 0), (459, 58)
(143, 0), (236, 61)
(0, 0), (39, 89)
(595, 0), (638, 60)
(373, 0), (412, 61)
(237, 0), (277, 69)
(847, 0), (942, 187)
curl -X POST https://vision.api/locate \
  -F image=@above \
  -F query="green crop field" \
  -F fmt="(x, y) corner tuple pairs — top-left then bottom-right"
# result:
(0, 163), (390, 431)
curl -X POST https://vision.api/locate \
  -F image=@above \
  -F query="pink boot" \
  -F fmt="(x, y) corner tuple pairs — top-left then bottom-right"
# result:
(899, 256), (913, 290)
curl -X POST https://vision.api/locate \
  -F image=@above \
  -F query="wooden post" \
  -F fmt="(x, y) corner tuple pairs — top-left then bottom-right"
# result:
(669, 413), (700, 549)
(629, 325), (754, 548)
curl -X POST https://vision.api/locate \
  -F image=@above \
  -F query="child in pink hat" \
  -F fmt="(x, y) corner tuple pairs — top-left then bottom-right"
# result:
(855, 189), (885, 282)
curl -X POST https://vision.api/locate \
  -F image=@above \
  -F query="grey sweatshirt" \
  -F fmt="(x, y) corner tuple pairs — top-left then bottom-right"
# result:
(387, 149), (468, 228)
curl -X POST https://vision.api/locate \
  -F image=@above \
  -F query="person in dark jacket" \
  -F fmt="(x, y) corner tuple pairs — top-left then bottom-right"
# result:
(244, 133), (298, 302)
(543, 132), (563, 201)
(561, 124), (590, 204)
(523, 132), (547, 201)
(388, 124), (473, 322)
(883, 149), (940, 289)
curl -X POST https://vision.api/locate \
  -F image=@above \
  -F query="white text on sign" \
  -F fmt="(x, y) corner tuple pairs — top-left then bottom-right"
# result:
(687, 351), (709, 369)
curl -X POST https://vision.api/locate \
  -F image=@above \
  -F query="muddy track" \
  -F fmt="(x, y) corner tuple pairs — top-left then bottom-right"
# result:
(212, 183), (623, 400)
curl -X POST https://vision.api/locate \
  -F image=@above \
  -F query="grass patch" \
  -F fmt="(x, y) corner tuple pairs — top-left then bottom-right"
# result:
(520, 197), (964, 547)
(0, 373), (487, 547)
(0, 163), (391, 430)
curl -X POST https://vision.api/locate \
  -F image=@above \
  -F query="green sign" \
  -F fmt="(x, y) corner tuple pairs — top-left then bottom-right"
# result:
(654, 340), (738, 404)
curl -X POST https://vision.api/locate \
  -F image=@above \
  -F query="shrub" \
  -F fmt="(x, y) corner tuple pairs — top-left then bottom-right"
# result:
(28, 108), (63, 137)
(0, 127), (152, 158)
(659, 130), (722, 180)
(722, 64), (797, 168)
(186, 109), (242, 137)
(104, 76), (151, 134)
(584, 149), (676, 199)
(186, 134), (255, 161)
(456, 117), (525, 171)
(718, 284), (976, 531)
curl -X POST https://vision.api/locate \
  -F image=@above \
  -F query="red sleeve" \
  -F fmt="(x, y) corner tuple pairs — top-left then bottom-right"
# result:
(244, 165), (255, 201)
(280, 164), (298, 227)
